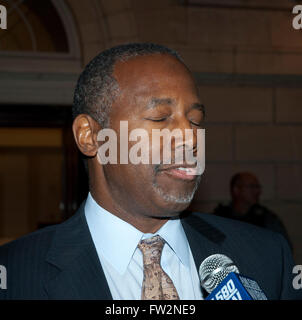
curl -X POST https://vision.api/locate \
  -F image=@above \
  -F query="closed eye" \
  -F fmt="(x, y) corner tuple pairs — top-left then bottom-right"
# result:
(190, 120), (203, 127)
(144, 117), (167, 122)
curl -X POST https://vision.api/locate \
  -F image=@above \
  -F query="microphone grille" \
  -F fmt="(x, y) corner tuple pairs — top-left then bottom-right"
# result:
(199, 254), (239, 293)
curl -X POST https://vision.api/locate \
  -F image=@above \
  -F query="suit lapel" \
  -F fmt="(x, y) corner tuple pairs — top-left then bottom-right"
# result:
(43, 206), (227, 299)
(180, 211), (226, 272)
(44, 203), (112, 300)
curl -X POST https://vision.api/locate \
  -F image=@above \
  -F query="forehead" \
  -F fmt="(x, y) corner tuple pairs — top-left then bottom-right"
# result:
(240, 174), (259, 185)
(113, 54), (197, 98)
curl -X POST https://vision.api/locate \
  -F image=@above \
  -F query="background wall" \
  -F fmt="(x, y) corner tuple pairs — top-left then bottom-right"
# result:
(0, 0), (301, 263)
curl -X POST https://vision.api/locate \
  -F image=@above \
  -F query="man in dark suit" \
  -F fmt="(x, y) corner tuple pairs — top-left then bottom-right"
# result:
(0, 43), (300, 300)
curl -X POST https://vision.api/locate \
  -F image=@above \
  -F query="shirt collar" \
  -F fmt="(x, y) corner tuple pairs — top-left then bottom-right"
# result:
(84, 192), (190, 275)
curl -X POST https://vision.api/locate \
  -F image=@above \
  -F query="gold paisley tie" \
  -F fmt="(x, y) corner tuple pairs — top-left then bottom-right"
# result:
(138, 235), (180, 300)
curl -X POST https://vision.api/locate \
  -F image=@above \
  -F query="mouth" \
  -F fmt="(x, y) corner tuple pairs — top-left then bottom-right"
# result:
(158, 164), (198, 181)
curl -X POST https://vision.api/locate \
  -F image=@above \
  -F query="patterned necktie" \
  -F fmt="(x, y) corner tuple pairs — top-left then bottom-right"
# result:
(138, 235), (180, 300)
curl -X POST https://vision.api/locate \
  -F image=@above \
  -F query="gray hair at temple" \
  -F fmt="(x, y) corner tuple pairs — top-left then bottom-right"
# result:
(72, 43), (183, 128)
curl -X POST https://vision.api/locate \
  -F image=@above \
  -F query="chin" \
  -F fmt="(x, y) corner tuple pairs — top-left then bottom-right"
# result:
(150, 173), (201, 216)
(151, 184), (195, 216)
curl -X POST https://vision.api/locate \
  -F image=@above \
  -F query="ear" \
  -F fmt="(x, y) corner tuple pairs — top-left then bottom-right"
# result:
(72, 114), (100, 157)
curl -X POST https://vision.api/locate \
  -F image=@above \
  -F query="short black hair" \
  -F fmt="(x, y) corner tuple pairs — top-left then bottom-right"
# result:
(73, 43), (183, 128)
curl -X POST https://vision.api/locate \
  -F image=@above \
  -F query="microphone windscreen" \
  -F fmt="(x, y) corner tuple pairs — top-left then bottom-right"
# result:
(199, 254), (239, 293)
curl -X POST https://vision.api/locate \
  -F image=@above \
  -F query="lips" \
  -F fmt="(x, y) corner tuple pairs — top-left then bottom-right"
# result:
(158, 165), (198, 181)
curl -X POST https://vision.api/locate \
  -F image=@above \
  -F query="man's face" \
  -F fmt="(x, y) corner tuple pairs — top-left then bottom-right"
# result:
(100, 54), (204, 218)
(235, 174), (262, 206)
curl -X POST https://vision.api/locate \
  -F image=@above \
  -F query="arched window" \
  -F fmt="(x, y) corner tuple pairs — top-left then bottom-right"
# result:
(0, 0), (69, 52)
(0, 0), (81, 75)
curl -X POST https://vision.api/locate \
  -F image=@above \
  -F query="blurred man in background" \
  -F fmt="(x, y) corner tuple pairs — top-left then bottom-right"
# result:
(213, 172), (292, 250)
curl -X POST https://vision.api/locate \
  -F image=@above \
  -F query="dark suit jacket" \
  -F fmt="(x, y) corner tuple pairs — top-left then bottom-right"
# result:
(0, 202), (301, 300)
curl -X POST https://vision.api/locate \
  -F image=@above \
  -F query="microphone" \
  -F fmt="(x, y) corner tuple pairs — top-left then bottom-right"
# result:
(199, 254), (268, 300)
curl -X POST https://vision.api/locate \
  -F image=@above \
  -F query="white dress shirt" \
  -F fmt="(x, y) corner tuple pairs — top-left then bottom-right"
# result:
(84, 192), (203, 300)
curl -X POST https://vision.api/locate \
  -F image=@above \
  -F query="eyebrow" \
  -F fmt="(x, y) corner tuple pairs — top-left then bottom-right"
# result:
(146, 97), (206, 117)
(191, 103), (205, 117)
(146, 97), (175, 110)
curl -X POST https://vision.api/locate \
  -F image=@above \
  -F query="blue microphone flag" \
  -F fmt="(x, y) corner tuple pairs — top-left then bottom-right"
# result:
(206, 272), (267, 300)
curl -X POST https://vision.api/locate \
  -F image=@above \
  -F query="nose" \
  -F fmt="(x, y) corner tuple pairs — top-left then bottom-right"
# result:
(172, 115), (197, 153)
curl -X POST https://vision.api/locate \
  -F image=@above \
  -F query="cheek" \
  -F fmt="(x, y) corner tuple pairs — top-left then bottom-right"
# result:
(105, 162), (155, 190)
(122, 121), (159, 165)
